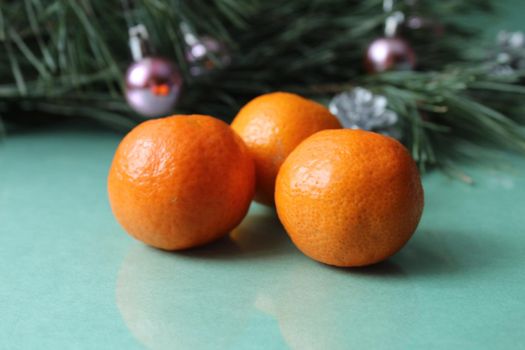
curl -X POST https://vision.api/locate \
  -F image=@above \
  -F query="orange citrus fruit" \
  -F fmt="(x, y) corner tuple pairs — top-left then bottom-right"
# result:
(108, 115), (255, 250)
(231, 92), (341, 205)
(275, 129), (424, 267)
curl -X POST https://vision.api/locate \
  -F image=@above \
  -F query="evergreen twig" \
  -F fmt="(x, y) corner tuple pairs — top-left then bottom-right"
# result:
(1, 0), (524, 170)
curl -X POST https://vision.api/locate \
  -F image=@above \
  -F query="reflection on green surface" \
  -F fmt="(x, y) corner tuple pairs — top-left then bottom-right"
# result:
(116, 157), (525, 349)
(116, 205), (421, 350)
(116, 207), (291, 350)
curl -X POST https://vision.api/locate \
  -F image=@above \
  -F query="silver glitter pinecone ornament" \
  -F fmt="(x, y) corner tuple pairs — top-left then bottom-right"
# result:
(329, 87), (401, 138)
(491, 31), (525, 77)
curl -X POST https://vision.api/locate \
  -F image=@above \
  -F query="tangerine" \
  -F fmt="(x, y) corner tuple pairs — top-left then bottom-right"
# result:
(108, 115), (255, 250)
(231, 92), (341, 205)
(275, 129), (424, 267)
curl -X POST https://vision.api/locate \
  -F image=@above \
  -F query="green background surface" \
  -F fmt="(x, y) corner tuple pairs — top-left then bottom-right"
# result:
(1, 3), (525, 349)
(1, 124), (525, 350)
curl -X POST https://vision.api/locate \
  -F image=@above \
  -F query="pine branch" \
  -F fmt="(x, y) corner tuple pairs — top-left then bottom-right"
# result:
(363, 67), (525, 168)
(1, 0), (523, 172)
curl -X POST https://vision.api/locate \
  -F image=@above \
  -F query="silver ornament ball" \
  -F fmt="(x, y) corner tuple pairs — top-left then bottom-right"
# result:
(365, 37), (416, 73)
(185, 36), (231, 77)
(125, 57), (183, 117)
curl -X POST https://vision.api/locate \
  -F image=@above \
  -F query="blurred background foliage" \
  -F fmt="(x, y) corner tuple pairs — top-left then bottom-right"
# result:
(0, 0), (524, 171)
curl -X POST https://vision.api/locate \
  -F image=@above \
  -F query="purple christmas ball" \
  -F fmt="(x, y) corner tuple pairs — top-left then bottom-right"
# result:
(364, 37), (416, 73)
(185, 36), (231, 76)
(125, 57), (183, 117)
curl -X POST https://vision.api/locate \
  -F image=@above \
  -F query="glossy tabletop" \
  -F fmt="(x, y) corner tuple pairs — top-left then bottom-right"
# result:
(1, 127), (524, 350)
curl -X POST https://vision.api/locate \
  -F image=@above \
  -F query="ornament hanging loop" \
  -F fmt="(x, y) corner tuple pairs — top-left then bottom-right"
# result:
(385, 11), (405, 37)
(129, 24), (152, 61)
